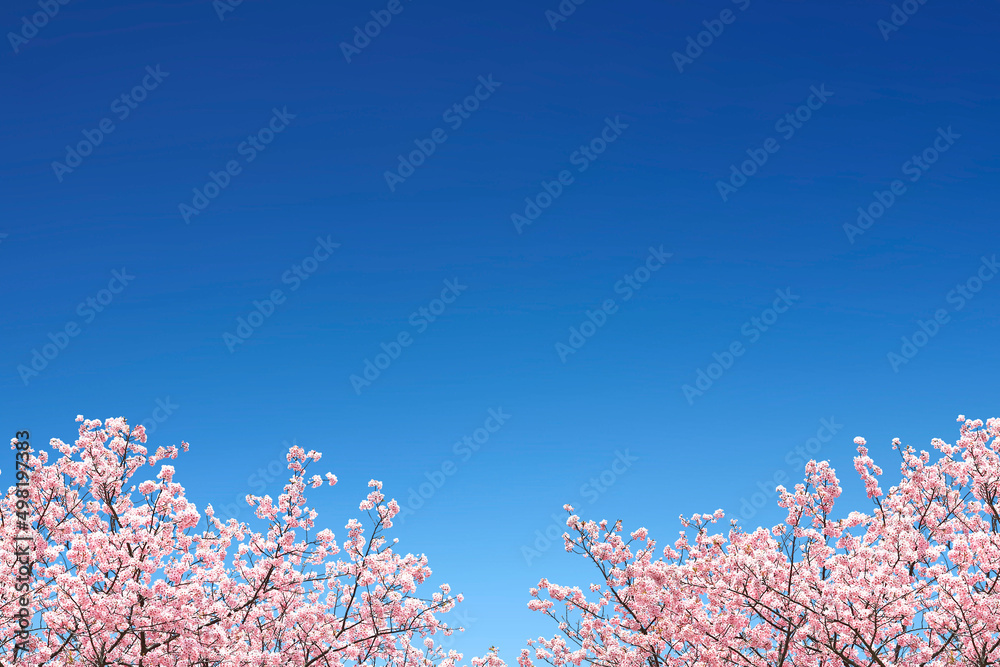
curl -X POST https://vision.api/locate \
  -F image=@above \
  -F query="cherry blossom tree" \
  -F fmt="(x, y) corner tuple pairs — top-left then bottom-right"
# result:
(1, 416), (501, 667)
(11, 414), (1000, 667)
(521, 415), (1000, 667)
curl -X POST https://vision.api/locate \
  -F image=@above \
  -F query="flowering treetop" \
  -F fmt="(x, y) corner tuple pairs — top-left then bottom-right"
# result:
(521, 415), (1000, 667)
(1, 416), (500, 667)
(5, 414), (998, 667)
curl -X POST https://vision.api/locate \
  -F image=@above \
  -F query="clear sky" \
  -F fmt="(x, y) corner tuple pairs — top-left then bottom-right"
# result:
(2, 0), (999, 659)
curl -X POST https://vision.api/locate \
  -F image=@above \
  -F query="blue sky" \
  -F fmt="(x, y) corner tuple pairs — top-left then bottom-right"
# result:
(2, 0), (999, 659)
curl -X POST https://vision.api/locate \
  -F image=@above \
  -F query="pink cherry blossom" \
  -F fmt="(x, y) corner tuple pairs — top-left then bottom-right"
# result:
(521, 415), (1000, 667)
(2, 417), (503, 666)
(9, 414), (1000, 667)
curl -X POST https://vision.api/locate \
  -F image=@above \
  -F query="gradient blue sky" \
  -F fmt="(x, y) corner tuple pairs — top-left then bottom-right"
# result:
(3, 0), (999, 659)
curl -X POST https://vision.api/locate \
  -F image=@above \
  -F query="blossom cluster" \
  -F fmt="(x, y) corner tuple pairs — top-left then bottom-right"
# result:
(520, 415), (1000, 667)
(0, 416), (496, 666)
(5, 414), (1000, 667)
